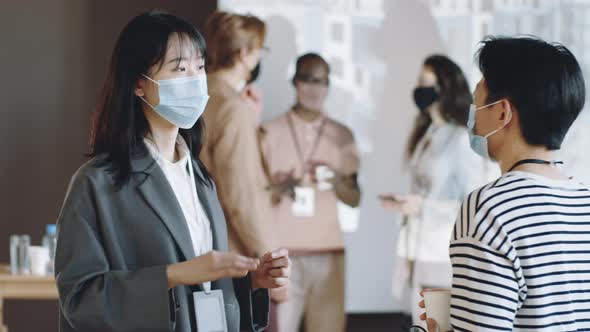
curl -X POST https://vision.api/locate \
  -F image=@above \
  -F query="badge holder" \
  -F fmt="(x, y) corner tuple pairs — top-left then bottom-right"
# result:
(292, 186), (315, 218)
(193, 288), (228, 332)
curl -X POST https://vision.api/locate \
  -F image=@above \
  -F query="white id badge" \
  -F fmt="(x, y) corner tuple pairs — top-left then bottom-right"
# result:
(193, 290), (228, 332)
(292, 186), (315, 217)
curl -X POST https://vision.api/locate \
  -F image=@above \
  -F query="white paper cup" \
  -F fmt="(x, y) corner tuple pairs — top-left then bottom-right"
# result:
(29, 246), (49, 276)
(423, 289), (452, 332)
(315, 166), (334, 191)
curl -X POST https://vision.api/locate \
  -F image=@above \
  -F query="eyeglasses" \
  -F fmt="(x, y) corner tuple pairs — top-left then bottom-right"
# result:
(294, 74), (330, 86)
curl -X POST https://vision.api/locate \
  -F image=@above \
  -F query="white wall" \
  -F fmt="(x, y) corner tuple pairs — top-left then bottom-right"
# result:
(424, 0), (590, 184)
(220, 0), (590, 313)
(220, 0), (446, 313)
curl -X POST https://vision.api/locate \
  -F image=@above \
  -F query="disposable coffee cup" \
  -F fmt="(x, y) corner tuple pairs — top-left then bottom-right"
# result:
(315, 166), (334, 191)
(29, 246), (50, 276)
(423, 289), (452, 332)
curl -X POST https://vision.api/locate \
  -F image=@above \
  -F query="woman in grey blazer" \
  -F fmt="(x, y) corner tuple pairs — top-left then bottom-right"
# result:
(55, 11), (290, 332)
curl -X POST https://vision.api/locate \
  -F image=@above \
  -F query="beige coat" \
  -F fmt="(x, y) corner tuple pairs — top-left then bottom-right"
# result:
(200, 73), (276, 257)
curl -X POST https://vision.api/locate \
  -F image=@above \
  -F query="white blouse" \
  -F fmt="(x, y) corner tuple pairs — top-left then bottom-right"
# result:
(397, 124), (498, 263)
(144, 136), (213, 290)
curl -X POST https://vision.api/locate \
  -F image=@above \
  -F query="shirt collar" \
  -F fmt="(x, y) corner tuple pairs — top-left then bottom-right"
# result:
(143, 135), (190, 169)
(289, 108), (325, 130)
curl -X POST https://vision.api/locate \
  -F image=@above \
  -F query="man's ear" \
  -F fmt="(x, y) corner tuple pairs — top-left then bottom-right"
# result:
(500, 99), (513, 124)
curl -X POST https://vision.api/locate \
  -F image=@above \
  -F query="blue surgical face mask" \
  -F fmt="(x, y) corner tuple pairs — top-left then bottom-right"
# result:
(467, 100), (508, 160)
(140, 74), (209, 129)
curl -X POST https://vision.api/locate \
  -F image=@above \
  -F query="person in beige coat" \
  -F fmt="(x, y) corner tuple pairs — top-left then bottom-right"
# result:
(200, 12), (276, 263)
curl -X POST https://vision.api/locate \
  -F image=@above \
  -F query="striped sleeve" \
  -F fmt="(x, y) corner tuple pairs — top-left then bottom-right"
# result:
(449, 237), (522, 331)
(449, 184), (527, 331)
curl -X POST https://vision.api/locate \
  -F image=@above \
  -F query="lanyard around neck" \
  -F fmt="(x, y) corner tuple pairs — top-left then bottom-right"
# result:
(508, 159), (564, 172)
(286, 111), (326, 172)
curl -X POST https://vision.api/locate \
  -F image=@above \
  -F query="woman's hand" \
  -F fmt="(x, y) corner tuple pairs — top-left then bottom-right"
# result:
(242, 84), (264, 117)
(251, 248), (291, 290)
(270, 285), (289, 303)
(166, 251), (259, 288)
(379, 193), (423, 217)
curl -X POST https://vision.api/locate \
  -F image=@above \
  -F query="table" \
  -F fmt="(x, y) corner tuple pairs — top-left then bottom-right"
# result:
(0, 265), (58, 332)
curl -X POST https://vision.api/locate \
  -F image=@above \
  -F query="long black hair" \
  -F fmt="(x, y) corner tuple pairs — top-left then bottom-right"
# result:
(407, 55), (472, 158)
(90, 10), (210, 187)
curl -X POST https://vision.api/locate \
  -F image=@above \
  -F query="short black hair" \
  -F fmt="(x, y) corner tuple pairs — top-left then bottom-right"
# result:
(293, 53), (330, 82)
(476, 36), (585, 150)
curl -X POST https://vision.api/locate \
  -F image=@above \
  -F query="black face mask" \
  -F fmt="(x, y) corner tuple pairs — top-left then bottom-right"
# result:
(248, 61), (261, 84)
(413, 87), (439, 112)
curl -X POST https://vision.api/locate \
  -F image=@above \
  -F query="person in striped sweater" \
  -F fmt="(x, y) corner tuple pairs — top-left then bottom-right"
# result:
(420, 35), (589, 331)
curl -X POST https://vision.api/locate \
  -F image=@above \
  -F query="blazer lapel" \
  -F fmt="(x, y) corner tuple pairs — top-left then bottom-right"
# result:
(132, 146), (196, 261)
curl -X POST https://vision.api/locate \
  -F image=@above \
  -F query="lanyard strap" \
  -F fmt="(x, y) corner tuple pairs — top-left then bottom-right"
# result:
(187, 158), (213, 293)
(286, 111), (326, 172)
(508, 159), (564, 172)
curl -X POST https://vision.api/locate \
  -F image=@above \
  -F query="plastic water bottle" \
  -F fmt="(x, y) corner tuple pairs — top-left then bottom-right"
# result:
(42, 224), (57, 275)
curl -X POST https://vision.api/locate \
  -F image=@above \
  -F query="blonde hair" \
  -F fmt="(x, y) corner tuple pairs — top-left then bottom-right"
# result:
(204, 11), (266, 71)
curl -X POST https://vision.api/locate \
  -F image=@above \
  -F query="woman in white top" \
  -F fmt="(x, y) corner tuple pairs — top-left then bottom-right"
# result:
(380, 55), (495, 324)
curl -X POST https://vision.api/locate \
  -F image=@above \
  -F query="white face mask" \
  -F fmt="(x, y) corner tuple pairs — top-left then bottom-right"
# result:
(296, 82), (329, 112)
(140, 74), (209, 129)
(467, 100), (509, 160)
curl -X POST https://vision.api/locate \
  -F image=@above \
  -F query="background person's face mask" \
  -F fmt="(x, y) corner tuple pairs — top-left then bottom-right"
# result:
(413, 87), (439, 113)
(140, 74), (209, 129)
(295, 78), (329, 112)
(248, 61), (261, 84)
(468, 100), (508, 160)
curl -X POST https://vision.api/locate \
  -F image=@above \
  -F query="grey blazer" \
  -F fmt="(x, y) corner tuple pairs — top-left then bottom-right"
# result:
(55, 144), (270, 332)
